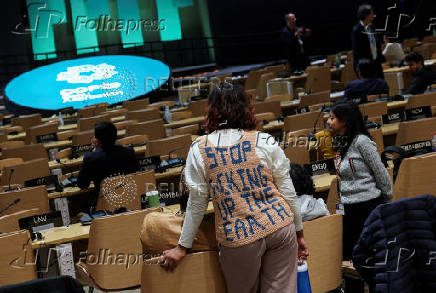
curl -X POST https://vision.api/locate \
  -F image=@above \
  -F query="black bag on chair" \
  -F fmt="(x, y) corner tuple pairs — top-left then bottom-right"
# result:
(381, 145), (431, 182)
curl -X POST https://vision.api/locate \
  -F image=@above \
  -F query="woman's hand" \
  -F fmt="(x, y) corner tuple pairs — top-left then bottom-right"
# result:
(161, 245), (187, 271)
(296, 231), (309, 261)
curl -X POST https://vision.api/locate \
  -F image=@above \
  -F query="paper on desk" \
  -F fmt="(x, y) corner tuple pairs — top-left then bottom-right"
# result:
(330, 91), (345, 99)
(311, 59), (326, 66)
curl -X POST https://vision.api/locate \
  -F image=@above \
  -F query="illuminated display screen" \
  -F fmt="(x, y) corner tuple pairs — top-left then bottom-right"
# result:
(5, 55), (170, 111)
(25, 0), (211, 60)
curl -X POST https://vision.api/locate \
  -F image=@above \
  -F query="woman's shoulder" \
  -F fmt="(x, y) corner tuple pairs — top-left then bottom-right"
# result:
(354, 134), (375, 150)
(255, 131), (281, 149)
(355, 134), (372, 144)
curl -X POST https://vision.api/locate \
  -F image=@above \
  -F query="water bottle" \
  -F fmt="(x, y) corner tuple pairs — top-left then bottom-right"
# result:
(58, 112), (64, 126)
(433, 132), (436, 152)
(164, 106), (172, 123)
(297, 261), (312, 293)
(334, 55), (341, 68)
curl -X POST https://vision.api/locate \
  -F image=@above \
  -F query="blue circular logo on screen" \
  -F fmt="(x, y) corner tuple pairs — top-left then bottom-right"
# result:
(5, 55), (170, 111)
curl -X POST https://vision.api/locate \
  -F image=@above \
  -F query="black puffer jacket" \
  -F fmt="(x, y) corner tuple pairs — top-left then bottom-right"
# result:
(353, 194), (436, 293)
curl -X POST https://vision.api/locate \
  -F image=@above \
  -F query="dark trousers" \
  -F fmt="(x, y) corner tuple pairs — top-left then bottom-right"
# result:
(343, 196), (386, 260)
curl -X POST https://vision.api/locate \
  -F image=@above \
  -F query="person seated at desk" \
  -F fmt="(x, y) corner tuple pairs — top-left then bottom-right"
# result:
(404, 52), (436, 95)
(343, 59), (389, 102)
(314, 129), (335, 160)
(77, 121), (138, 211)
(289, 163), (329, 221)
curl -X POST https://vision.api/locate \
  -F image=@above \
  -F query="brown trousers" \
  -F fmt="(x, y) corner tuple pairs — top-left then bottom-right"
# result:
(219, 223), (298, 293)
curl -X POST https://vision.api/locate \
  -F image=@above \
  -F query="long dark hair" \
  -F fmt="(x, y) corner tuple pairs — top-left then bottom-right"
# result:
(289, 163), (315, 196)
(205, 82), (257, 133)
(331, 101), (371, 157)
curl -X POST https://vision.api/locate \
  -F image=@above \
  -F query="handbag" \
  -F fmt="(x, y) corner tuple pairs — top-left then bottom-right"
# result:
(140, 211), (217, 254)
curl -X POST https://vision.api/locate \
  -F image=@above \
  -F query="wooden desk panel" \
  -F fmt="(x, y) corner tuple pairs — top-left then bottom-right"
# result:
(48, 145), (148, 170)
(163, 201), (214, 215)
(165, 116), (205, 129)
(387, 100), (407, 110)
(381, 123), (400, 136)
(43, 140), (72, 150)
(59, 124), (78, 131)
(313, 174), (336, 193)
(57, 115), (126, 132)
(7, 132), (26, 141)
(32, 223), (90, 249)
(35, 172), (335, 248)
(48, 186), (94, 200)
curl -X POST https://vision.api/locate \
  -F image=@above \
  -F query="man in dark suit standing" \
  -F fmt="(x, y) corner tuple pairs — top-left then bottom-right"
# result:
(78, 121), (138, 211)
(351, 4), (386, 79)
(280, 13), (311, 72)
(344, 59), (389, 102)
(404, 52), (436, 95)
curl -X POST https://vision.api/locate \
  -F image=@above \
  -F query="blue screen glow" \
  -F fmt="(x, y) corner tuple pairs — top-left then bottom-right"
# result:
(5, 55), (170, 111)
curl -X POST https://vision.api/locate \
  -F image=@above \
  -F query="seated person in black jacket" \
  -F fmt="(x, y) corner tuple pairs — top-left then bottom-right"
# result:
(344, 59), (389, 102)
(78, 121), (138, 211)
(404, 52), (436, 95)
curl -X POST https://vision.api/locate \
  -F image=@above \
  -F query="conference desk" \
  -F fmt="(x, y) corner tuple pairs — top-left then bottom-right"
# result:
(31, 201), (212, 249)
(48, 144), (148, 170)
(58, 124), (78, 131)
(7, 132), (26, 141)
(32, 223), (90, 249)
(280, 96), (408, 112)
(313, 173), (336, 192)
(386, 100), (408, 110)
(381, 123), (400, 136)
(44, 140), (73, 150)
(47, 166), (188, 200)
(34, 173), (336, 248)
(58, 115), (204, 131)
(48, 133), (199, 170)
(277, 66), (343, 83)
(165, 116), (205, 129)
(262, 116), (399, 137)
(383, 59), (436, 74)
(47, 166), (335, 202)
(48, 186), (94, 200)
(57, 115), (126, 132)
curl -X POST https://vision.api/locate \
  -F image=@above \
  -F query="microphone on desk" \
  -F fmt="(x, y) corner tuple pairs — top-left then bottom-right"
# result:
(307, 105), (326, 141)
(6, 169), (19, 192)
(0, 198), (20, 216)
(157, 147), (187, 172)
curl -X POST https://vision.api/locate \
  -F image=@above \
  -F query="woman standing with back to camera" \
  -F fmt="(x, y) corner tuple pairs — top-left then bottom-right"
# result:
(326, 101), (392, 260)
(161, 82), (308, 293)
